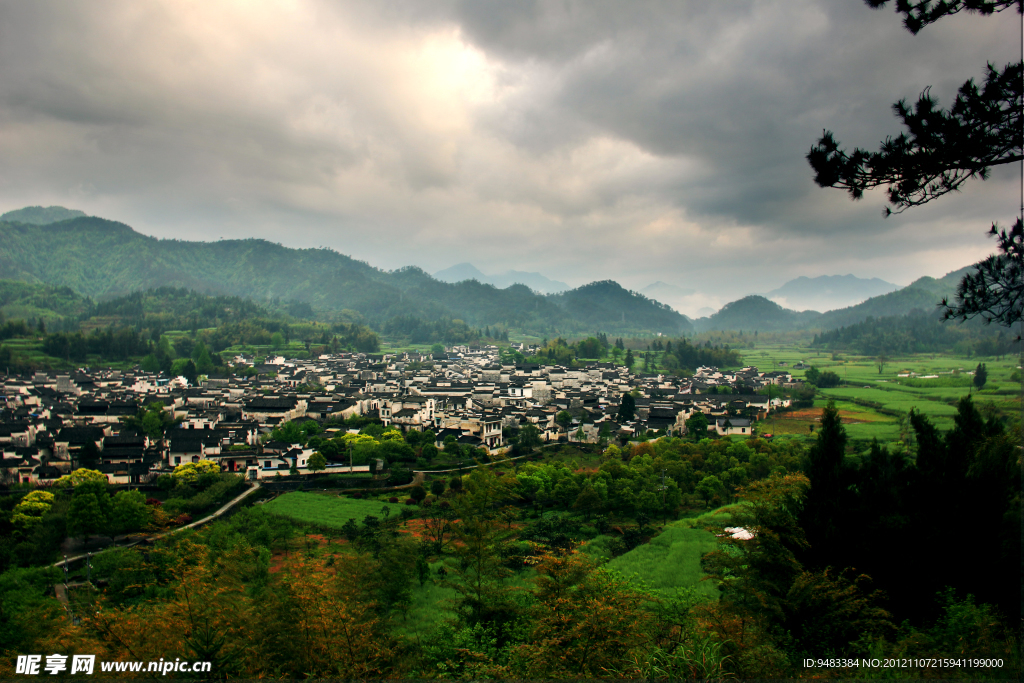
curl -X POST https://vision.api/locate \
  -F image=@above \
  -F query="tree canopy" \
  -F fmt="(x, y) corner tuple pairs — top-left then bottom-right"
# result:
(942, 218), (1023, 327)
(808, 1), (1022, 214)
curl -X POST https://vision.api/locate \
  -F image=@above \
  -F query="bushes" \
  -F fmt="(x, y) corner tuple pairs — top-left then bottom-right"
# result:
(161, 475), (244, 518)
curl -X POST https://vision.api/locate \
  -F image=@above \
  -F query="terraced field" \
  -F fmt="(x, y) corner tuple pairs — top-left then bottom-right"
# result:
(741, 344), (1021, 444)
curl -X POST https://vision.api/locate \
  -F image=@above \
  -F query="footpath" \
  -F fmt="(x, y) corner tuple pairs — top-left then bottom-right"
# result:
(53, 482), (261, 568)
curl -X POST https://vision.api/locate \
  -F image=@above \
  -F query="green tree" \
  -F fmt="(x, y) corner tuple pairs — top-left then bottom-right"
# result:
(800, 401), (848, 562)
(624, 348), (634, 369)
(685, 411), (709, 438)
(123, 402), (180, 441)
(555, 410), (573, 435)
(616, 393), (636, 422)
(572, 484), (603, 520)
(514, 424), (542, 455)
(307, 452), (327, 473)
(574, 424), (586, 443)
(272, 420), (306, 445)
(67, 490), (109, 541)
(943, 219), (1022, 327)
(11, 491), (55, 527)
(430, 479), (446, 497)
(171, 358), (198, 384)
(110, 490), (151, 536)
(695, 475), (724, 508)
(702, 473), (810, 626)
(190, 340), (214, 375)
(421, 443), (439, 461)
(409, 485), (427, 504)
(445, 468), (518, 638)
(973, 362), (988, 389)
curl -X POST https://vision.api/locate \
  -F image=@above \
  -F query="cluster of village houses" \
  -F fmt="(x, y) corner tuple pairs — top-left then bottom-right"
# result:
(0, 344), (799, 486)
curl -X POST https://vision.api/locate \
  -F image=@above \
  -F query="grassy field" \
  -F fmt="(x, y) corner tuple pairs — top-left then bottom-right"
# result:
(587, 505), (739, 600)
(263, 491), (407, 528)
(603, 525), (720, 600)
(739, 343), (1021, 445)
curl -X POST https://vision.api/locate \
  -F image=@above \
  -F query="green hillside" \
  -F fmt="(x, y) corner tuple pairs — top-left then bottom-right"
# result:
(0, 280), (94, 325)
(0, 205), (86, 225)
(549, 280), (693, 335)
(694, 295), (821, 332)
(0, 214), (687, 335)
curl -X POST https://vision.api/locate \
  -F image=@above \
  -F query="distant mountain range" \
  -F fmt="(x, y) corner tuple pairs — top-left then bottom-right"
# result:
(433, 263), (569, 294)
(765, 274), (900, 312)
(0, 206), (981, 337)
(0, 209), (690, 335)
(692, 268), (968, 332)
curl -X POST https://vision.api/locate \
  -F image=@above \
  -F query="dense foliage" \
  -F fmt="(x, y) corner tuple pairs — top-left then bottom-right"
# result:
(0, 218), (703, 336)
(812, 309), (1017, 357)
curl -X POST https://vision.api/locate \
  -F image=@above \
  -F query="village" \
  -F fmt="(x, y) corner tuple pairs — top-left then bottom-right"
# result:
(0, 344), (801, 486)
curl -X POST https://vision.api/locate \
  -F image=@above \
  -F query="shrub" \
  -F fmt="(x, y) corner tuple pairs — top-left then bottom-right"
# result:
(405, 498), (416, 505)
(352, 492), (363, 499)
(173, 513), (193, 525)
(145, 498), (162, 506)
(388, 497), (399, 503)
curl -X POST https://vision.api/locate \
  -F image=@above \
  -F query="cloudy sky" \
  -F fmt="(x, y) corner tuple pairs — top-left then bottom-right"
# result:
(0, 0), (1018, 315)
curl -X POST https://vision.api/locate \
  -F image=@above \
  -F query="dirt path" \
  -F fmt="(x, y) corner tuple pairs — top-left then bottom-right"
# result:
(53, 482), (261, 568)
(411, 449), (541, 475)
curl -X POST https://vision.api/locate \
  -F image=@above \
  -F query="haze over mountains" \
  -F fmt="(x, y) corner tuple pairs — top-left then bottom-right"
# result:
(433, 263), (569, 294)
(764, 275), (901, 312)
(0, 207), (979, 337)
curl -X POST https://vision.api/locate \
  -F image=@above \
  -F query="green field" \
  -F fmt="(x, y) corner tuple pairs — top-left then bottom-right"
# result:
(603, 525), (720, 600)
(263, 491), (407, 528)
(739, 343), (1021, 444)
(583, 506), (738, 600)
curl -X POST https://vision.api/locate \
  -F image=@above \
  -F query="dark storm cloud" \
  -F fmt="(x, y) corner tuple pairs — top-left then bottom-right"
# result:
(450, 0), (1018, 231)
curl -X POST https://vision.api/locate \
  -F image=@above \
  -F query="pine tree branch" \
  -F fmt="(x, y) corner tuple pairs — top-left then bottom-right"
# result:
(808, 62), (1023, 214)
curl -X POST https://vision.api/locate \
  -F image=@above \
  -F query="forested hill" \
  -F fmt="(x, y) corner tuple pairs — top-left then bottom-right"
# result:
(0, 280), (94, 325)
(549, 281), (692, 333)
(0, 215), (690, 335)
(693, 295), (822, 332)
(0, 205), (86, 224)
(690, 267), (975, 333)
(814, 267), (968, 329)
